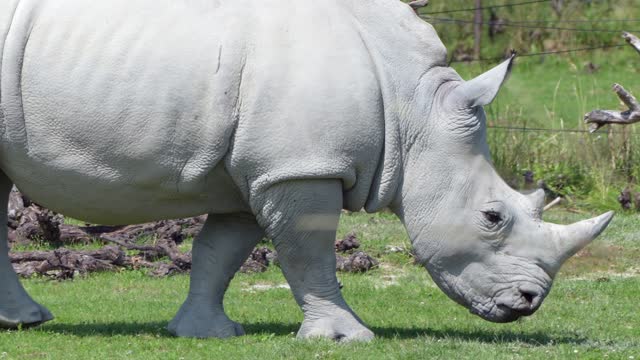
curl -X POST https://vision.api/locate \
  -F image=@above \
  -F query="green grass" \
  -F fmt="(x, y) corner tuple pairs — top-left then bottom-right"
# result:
(1, 212), (638, 359)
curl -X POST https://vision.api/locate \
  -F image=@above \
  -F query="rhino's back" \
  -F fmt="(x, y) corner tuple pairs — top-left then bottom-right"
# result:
(0, 0), (399, 222)
(0, 0), (252, 223)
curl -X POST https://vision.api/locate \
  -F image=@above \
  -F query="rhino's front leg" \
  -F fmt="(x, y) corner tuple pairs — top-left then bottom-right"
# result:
(0, 173), (53, 328)
(168, 213), (263, 338)
(255, 180), (374, 342)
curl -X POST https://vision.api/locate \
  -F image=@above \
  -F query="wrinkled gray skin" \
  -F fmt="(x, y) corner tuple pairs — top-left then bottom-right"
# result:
(0, 0), (613, 341)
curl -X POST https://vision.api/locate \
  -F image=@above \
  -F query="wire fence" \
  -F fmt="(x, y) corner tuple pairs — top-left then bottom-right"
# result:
(487, 125), (633, 135)
(421, 15), (640, 34)
(494, 18), (640, 24)
(417, 2), (638, 64)
(448, 43), (628, 63)
(416, 0), (640, 62)
(421, 1), (640, 194)
(419, 0), (638, 135)
(424, 0), (551, 15)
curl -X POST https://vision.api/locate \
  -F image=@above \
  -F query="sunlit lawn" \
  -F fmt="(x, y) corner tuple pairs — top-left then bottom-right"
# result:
(0, 210), (638, 359)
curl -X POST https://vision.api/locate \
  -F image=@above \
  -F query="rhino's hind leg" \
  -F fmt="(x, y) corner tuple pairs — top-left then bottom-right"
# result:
(0, 173), (53, 328)
(255, 180), (374, 342)
(168, 213), (263, 338)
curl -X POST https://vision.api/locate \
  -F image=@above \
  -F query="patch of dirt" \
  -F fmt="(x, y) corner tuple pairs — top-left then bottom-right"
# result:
(374, 264), (404, 289)
(239, 247), (274, 274)
(7, 190), (380, 279)
(335, 232), (360, 253)
(243, 283), (290, 292)
(336, 251), (378, 273)
(561, 243), (640, 279)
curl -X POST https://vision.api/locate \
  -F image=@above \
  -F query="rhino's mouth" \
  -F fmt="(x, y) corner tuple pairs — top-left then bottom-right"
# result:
(426, 262), (549, 323)
(468, 286), (546, 323)
(470, 302), (524, 323)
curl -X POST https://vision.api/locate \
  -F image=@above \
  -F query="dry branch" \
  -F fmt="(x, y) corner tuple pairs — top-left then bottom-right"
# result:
(585, 84), (640, 132)
(624, 31), (640, 55)
(543, 197), (562, 212)
(584, 32), (640, 132)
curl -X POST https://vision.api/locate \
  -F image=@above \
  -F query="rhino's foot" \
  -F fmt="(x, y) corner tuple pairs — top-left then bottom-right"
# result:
(0, 299), (54, 329)
(168, 300), (244, 338)
(297, 313), (374, 342)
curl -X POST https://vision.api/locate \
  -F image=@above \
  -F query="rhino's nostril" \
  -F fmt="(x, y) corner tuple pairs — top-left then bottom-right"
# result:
(519, 290), (536, 308)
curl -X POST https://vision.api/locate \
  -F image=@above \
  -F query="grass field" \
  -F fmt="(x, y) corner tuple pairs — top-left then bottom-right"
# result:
(0, 210), (638, 359)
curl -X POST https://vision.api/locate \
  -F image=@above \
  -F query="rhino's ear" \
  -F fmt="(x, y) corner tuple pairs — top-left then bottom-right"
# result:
(451, 53), (515, 108)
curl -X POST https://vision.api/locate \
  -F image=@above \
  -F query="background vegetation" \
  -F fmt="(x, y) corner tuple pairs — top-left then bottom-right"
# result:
(421, 0), (640, 212)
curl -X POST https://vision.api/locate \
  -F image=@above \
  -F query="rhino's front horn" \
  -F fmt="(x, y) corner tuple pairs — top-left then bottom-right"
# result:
(450, 53), (516, 108)
(548, 211), (614, 265)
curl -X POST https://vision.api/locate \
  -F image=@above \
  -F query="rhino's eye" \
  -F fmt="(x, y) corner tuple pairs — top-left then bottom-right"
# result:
(483, 211), (502, 224)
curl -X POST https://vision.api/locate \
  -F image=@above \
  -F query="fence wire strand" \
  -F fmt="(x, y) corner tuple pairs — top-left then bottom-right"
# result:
(449, 43), (627, 63)
(499, 19), (640, 24)
(423, 0), (551, 15)
(488, 125), (632, 135)
(422, 15), (640, 34)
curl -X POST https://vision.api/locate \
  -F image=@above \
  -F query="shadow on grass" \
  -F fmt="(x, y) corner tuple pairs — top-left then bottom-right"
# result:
(43, 321), (173, 337)
(370, 326), (587, 345)
(40, 321), (587, 345)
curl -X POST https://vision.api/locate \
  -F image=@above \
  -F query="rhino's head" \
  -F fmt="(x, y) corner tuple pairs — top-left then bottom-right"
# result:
(392, 55), (614, 323)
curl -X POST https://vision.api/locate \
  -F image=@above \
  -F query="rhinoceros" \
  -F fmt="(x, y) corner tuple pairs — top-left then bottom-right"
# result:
(0, 0), (613, 341)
